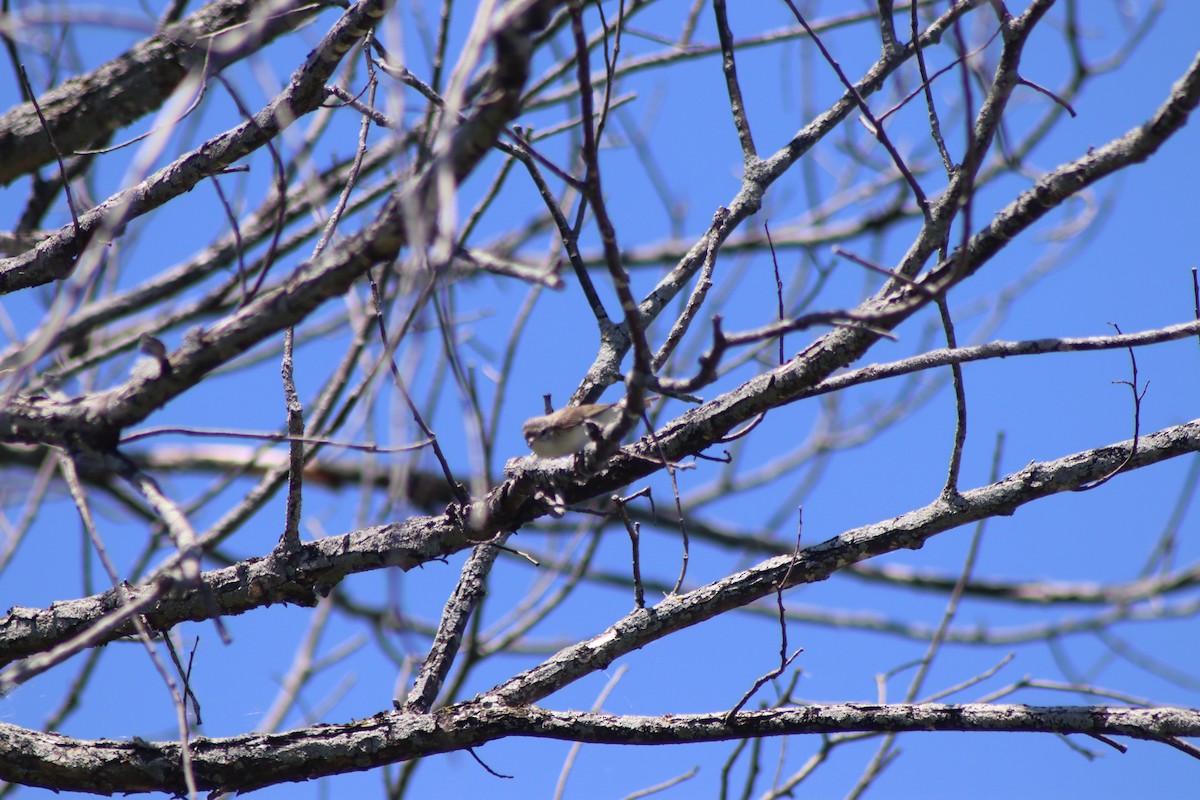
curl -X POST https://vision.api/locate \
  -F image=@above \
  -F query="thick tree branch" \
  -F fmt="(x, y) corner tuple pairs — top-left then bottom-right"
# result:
(0, 0), (323, 186)
(1, 702), (1195, 794)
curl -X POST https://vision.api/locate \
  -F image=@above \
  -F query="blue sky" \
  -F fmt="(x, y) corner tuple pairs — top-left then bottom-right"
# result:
(1, 2), (1199, 798)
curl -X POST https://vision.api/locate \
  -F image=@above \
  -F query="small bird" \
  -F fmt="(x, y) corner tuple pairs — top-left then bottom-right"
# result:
(523, 398), (656, 458)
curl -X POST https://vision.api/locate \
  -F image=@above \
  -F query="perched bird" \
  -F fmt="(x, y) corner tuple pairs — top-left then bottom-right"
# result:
(523, 397), (656, 458)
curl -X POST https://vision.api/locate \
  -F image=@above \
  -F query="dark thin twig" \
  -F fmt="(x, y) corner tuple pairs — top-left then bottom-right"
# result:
(1018, 77), (1077, 116)
(657, 304), (902, 396)
(18, 65), (81, 242)
(1159, 736), (1200, 759)
(373, 49), (587, 190)
(950, 9), (976, 257)
(590, 0), (625, 147)
(514, 131), (608, 323)
(1086, 732), (1128, 754)
(1191, 269), (1200, 352)
(832, 246), (937, 297)
(1074, 323), (1146, 492)
(161, 634), (203, 727)
(938, 297), (967, 497)
(208, 175), (250, 298)
(910, 0), (954, 173)
(368, 271), (468, 504)
(213, 74), (287, 306)
(314, 45), (376, 258)
(467, 747), (513, 779)
(725, 508), (805, 724)
(781, 1), (929, 219)
(714, 411), (767, 445)
(766, 221), (785, 365)
(877, 25), (1001, 129)
(613, 489), (649, 608)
